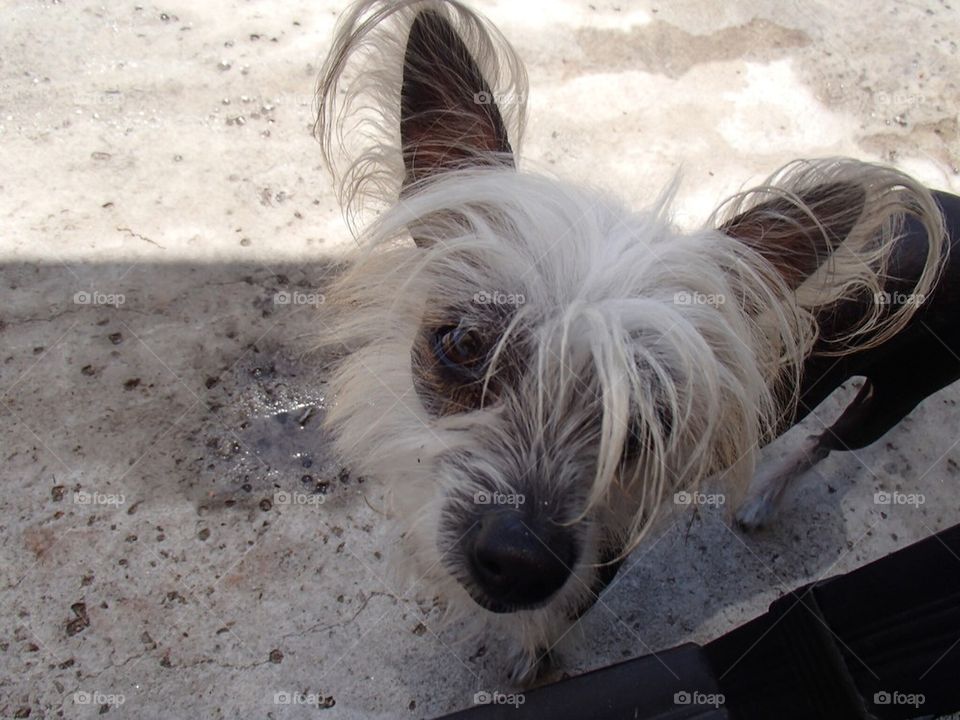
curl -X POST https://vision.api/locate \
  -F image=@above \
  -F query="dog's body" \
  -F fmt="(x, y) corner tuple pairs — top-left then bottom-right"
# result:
(314, 0), (958, 683)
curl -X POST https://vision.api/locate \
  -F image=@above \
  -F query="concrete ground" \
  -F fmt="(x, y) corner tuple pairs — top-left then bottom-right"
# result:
(1, 0), (959, 718)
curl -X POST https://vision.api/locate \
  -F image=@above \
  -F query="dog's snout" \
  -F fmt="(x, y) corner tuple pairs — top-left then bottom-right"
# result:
(467, 509), (577, 612)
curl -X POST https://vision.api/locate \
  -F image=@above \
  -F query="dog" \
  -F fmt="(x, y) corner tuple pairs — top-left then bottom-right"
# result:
(313, 0), (959, 683)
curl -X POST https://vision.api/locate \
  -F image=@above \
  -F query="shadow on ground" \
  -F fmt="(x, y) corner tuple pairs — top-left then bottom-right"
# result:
(2, 261), (958, 718)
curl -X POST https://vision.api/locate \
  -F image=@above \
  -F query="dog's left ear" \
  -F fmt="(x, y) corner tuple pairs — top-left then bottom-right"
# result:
(720, 181), (866, 290)
(400, 10), (515, 190)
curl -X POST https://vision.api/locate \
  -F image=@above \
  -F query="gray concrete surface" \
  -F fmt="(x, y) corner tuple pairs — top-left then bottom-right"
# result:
(1, 0), (959, 718)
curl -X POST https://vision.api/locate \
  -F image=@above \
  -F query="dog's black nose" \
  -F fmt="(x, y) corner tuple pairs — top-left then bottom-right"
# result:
(467, 509), (577, 612)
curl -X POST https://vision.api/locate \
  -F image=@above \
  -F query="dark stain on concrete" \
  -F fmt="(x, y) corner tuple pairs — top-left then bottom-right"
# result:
(575, 18), (812, 78)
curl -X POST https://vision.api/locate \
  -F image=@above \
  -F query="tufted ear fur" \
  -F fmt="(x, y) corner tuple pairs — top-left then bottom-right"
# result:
(400, 9), (515, 192)
(721, 181), (865, 290)
(315, 0), (526, 237)
(715, 159), (947, 353)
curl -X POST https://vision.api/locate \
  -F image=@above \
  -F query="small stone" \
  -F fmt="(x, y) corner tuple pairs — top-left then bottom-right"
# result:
(66, 602), (90, 636)
(268, 648), (283, 663)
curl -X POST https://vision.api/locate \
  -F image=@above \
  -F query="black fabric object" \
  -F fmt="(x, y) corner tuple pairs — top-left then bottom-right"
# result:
(439, 643), (727, 720)
(433, 523), (960, 720)
(709, 522), (960, 720)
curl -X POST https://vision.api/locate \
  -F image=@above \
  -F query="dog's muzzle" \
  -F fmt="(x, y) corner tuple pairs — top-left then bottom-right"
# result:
(459, 507), (579, 613)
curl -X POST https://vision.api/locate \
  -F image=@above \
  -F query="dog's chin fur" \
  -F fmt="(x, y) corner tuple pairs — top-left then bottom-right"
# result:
(385, 460), (607, 685)
(313, 0), (949, 684)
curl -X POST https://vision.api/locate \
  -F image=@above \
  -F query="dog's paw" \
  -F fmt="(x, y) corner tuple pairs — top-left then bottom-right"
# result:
(734, 492), (778, 532)
(506, 646), (553, 687)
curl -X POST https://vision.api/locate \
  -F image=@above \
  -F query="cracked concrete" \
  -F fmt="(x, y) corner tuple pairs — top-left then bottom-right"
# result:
(1, 0), (959, 718)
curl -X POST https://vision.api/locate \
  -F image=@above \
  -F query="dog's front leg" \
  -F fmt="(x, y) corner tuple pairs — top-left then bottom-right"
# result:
(735, 433), (830, 531)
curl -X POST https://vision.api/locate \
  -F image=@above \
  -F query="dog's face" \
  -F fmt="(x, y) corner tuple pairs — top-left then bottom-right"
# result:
(314, 0), (931, 683)
(321, 170), (781, 682)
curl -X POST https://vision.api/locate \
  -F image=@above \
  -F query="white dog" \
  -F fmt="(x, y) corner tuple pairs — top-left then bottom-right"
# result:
(313, 0), (949, 683)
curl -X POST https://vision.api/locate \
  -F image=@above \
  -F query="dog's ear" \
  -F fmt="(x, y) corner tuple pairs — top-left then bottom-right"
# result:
(721, 182), (866, 290)
(400, 10), (514, 190)
(315, 1), (526, 236)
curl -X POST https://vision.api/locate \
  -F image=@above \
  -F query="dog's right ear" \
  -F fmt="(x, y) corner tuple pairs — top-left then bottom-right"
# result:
(714, 159), (947, 353)
(315, 0), (527, 235)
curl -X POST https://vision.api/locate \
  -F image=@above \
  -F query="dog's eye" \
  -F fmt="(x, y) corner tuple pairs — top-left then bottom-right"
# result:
(434, 324), (487, 375)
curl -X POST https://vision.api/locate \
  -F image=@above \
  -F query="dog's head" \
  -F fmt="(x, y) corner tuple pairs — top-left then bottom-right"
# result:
(314, 0), (946, 682)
